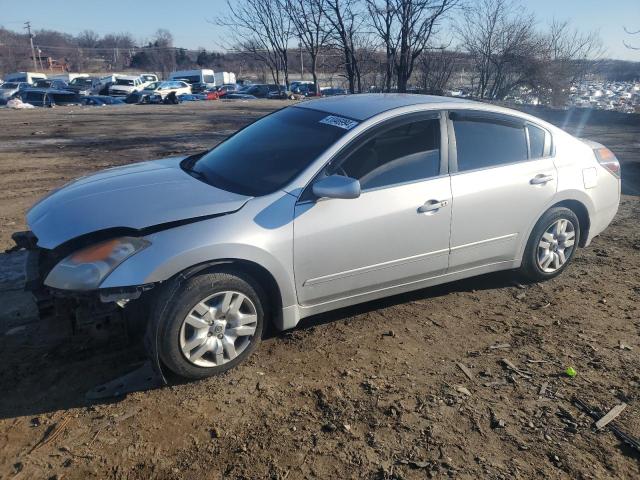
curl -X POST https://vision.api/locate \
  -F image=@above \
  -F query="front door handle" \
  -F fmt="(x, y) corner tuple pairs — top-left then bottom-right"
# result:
(418, 199), (448, 214)
(530, 174), (554, 185)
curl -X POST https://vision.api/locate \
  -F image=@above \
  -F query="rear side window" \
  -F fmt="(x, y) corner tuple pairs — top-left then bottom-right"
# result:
(527, 124), (546, 159)
(452, 114), (527, 172)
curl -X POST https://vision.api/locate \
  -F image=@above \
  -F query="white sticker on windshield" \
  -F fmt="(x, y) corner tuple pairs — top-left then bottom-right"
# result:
(319, 115), (359, 130)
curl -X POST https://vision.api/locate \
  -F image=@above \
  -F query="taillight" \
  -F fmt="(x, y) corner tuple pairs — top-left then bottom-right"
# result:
(594, 147), (621, 178)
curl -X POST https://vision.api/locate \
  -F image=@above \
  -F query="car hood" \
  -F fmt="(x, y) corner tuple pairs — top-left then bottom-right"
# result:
(27, 157), (251, 249)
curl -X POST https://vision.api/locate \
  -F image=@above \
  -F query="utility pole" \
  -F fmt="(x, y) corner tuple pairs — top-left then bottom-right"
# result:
(299, 40), (304, 80)
(24, 21), (38, 71)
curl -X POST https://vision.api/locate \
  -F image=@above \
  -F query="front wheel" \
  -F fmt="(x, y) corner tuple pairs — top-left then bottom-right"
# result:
(520, 207), (580, 282)
(154, 270), (266, 380)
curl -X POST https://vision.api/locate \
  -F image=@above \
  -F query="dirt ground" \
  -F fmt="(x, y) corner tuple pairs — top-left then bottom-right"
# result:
(0, 100), (638, 479)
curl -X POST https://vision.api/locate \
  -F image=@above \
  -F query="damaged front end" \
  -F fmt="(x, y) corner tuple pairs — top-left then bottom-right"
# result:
(9, 229), (167, 398)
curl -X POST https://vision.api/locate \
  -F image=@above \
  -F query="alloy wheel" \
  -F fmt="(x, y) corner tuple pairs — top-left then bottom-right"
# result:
(179, 291), (258, 367)
(537, 218), (576, 273)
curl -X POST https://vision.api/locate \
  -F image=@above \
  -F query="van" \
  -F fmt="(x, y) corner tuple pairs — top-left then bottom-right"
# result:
(4, 72), (47, 85)
(169, 69), (215, 93)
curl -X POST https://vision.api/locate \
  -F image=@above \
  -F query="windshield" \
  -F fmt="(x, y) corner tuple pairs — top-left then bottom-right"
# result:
(70, 78), (91, 86)
(1, 83), (18, 89)
(116, 79), (135, 86)
(187, 107), (354, 196)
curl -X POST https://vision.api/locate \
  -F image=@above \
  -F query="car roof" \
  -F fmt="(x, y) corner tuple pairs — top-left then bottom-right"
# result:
(115, 75), (141, 80)
(296, 93), (479, 120)
(23, 88), (75, 93)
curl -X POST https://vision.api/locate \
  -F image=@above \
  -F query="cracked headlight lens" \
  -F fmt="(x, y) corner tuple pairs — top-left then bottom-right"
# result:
(45, 237), (150, 290)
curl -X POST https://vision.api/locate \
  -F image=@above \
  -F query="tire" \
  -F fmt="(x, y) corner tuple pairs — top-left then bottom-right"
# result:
(520, 207), (580, 282)
(154, 269), (266, 380)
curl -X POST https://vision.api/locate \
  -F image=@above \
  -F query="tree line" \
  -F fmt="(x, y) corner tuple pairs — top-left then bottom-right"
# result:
(218, 0), (605, 104)
(1, 1), (636, 105)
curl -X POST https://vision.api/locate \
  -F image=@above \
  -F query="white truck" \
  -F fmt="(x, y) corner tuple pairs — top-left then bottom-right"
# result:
(4, 72), (48, 85)
(169, 69), (236, 92)
(214, 71), (236, 86)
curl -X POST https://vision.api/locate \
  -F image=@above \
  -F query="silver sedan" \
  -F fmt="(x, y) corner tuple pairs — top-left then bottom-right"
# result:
(25, 94), (620, 380)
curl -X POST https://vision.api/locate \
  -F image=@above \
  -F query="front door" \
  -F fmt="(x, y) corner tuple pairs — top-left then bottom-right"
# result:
(293, 113), (452, 306)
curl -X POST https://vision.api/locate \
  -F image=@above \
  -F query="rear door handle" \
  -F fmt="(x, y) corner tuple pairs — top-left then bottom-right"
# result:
(530, 174), (554, 185)
(418, 199), (448, 214)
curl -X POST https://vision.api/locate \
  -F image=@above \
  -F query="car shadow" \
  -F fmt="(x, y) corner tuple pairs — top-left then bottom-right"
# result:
(268, 269), (521, 336)
(0, 269), (522, 420)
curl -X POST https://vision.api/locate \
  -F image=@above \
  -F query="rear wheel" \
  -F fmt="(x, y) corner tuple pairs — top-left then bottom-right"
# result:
(520, 207), (580, 281)
(155, 270), (266, 380)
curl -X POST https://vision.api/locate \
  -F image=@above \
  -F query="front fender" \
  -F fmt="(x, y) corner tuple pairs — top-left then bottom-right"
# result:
(100, 193), (297, 308)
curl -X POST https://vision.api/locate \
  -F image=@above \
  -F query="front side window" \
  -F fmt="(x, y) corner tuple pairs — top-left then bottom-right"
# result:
(452, 113), (528, 171)
(336, 117), (441, 190)
(187, 107), (352, 196)
(203, 75), (215, 83)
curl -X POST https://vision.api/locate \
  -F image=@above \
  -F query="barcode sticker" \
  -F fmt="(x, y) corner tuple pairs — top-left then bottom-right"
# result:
(319, 115), (359, 130)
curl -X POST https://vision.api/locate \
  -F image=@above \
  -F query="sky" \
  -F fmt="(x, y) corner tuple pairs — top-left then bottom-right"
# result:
(1, 0), (639, 61)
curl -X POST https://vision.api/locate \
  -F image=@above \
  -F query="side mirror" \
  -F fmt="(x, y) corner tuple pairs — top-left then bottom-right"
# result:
(312, 175), (361, 200)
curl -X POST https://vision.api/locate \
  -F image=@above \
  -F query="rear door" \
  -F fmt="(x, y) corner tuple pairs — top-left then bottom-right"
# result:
(448, 111), (556, 271)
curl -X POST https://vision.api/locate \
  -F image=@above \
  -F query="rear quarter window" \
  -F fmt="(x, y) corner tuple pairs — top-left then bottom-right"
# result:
(527, 124), (547, 159)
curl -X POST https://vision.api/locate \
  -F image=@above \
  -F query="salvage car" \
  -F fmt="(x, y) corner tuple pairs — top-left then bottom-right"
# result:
(0, 82), (29, 103)
(66, 76), (103, 96)
(82, 95), (126, 106)
(108, 75), (146, 97)
(134, 81), (192, 103)
(240, 84), (284, 99)
(18, 88), (82, 107)
(18, 94), (620, 381)
(32, 78), (69, 90)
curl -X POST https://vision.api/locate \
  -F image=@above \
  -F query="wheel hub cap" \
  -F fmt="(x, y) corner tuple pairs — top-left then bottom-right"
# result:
(179, 291), (258, 368)
(537, 219), (576, 273)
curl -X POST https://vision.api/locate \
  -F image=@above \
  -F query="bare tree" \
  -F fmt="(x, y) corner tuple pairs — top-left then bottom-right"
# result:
(217, 0), (293, 87)
(366, 0), (398, 91)
(417, 48), (459, 94)
(394, 0), (460, 92)
(537, 20), (603, 105)
(323, 0), (367, 93)
(623, 26), (639, 50)
(147, 29), (176, 78)
(456, 0), (541, 99)
(77, 30), (99, 48)
(286, 0), (331, 87)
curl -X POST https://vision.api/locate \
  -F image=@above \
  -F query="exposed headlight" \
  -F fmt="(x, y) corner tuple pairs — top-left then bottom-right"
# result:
(45, 237), (150, 291)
